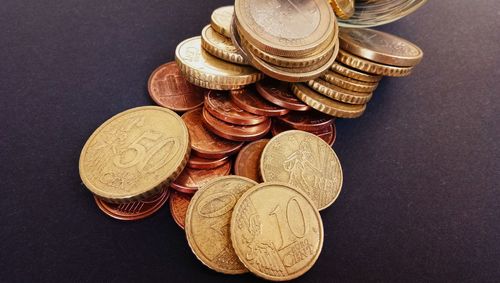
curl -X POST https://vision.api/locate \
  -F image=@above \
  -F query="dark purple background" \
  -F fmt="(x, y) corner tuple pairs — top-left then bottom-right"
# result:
(1, 0), (499, 282)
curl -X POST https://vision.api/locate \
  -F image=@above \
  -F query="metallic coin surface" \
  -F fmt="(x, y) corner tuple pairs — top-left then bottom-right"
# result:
(234, 0), (334, 57)
(230, 87), (290, 116)
(256, 79), (310, 111)
(307, 79), (373, 105)
(182, 108), (243, 158)
(277, 111), (333, 132)
(211, 5), (234, 38)
(202, 107), (271, 142)
(330, 0), (355, 20)
(339, 27), (424, 67)
(79, 106), (190, 203)
(187, 155), (229, 170)
(148, 62), (205, 111)
(272, 120), (336, 146)
(205, 90), (268, 125)
(337, 49), (413, 77)
(331, 62), (382, 83)
(186, 176), (257, 274)
(171, 161), (231, 194)
(261, 130), (342, 210)
(175, 36), (262, 87)
(94, 187), (170, 221)
(169, 190), (192, 229)
(230, 182), (324, 281)
(201, 25), (249, 65)
(292, 83), (366, 118)
(323, 70), (378, 93)
(234, 139), (269, 182)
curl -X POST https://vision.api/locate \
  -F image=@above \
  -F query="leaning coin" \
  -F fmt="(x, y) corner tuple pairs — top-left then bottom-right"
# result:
(211, 5), (234, 38)
(337, 49), (413, 77)
(201, 25), (249, 65)
(169, 190), (192, 229)
(230, 182), (324, 281)
(79, 106), (190, 203)
(234, 139), (269, 182)
(329, 0), (355, 20)
(186, 175), (257, 274)
(171, 161), (231, 194)
(260, 130), (343, 210)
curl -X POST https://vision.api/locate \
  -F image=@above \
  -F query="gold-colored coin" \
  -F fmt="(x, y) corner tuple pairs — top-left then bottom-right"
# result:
(211, 6), (234, 38)
(230, 182), (324, 281)
(331, 62), (382, 83)
(184, 74), (244, 91)
(322, 71), (378, 93)
(175, 36), (262, 87)
(307, 79), (373, 105)
(79, 106), (190, 203)
(329, 0), (355, 20)
(260, 130), (343, 210)
(185, 176), (257, 274)
(201, 25), (249, 65)
(339, 27), (424, 67)
(292, 83), (366, 118)
(234, 0), (335, 57)
(337, 49), (413, 77)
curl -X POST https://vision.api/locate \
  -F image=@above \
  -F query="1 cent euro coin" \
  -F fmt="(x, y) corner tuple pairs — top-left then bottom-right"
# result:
(79, 106), (190, 203)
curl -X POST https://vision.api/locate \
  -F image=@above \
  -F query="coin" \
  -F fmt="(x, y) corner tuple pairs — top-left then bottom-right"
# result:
(94, 187), (170, 221)
(329, 0), (355, 20)
(230, 87), (290, 116)
(204, 90), (268, 126)
(337, 49), (413, 77)
(307, 79), (373, 105)
(182, 108), (243, 158)
(230, 182), (324, 281)
(169, 190), (192, 229)
(187, 155), (229, 170)
(171, 161), (231, 194)
(211, 6), (234, 38)
(202, 107), (271, 142)
(331, 62), (382, 83)
(234, 0), (335, 57)
(256, 79), (310, 111)
(277, 111), (334, 132)
(234, 139), (269, 182)
(339, 27), (424, 67)
(79, 106), (190, 203)
(292, 83), (366, 118)
(271, 120), (336, 146)
(261, 130), (342, 210)
(323, 71), (379, 93)
(175, 36), (262, 87)
(148, 62), (205, 111)
(185, 176), (257, 274)
(201, 25), (249, 65)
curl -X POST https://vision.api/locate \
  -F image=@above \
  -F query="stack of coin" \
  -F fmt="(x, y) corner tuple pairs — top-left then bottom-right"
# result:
(293, 27), (423, 118)
(231, 0), (340, 82)
(329, 0), (355, 20)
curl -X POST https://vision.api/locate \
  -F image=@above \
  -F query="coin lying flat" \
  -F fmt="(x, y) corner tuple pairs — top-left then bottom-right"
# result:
(230, 87), (290, 116)
(277, 111), (333, 132)
(187, 155), (229, 170)
(171, 161), (231, 194)
(323, 70), (379, 93)
(79, 106), (190, 203)
(201, 25), (249, 65)
(211, 6), (234, 38)
(271, 120), (336, 147)
(234, 139), (269, 182)
(337, 49), (413, 77)
(230, 182), (324, 281)
(329, 0), (355, 20)
(186, 176), (257, 274)
(260, 130), (343, 210)
(169, 190), (192, 229)
(307, 79), (373, 105)
(331, 62), (382, 83)
(256, 79), (310, 111)
(339, 27), (424, 67)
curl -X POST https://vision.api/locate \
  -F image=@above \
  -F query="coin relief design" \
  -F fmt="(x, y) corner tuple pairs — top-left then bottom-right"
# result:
(211, 5), (234, 38)
(186, 176), (257, 274)
(260, 130), (343, 210)
(170, 190), (192, 229)
(231, 182), (323, 281)
(342, 28), (420, 57)
(79, 106), (189, 202)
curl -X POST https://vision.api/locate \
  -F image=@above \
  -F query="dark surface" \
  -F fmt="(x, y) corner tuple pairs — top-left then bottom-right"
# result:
(0, 1), (499, 282)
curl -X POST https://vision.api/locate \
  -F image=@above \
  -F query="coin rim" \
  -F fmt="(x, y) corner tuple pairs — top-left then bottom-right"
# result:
(169, 190), (191, 229)
(337, 49), (413, 77)
(201, 25), (249, 65)
(234, 139), (269, 181)
(204, 90), (269, 125)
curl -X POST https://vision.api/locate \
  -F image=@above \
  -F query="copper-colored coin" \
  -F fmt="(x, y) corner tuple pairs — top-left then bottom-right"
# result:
(234, 139), (269, 182)
(187, 155), (229, 170)
(272, 120), (336, 146)
(255, 78), (310, 111)
(277, 110), (334, 132)
(204, 90), (268, 125)
(171, 161), (231, 194)
(202, 107), (271, 142)
(169, 190), (192, 229)
(94, 187), (170, 221)
(182, 108), (244, 158)
(148, 62), (205, 112)
(230, 87), (290, 116)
